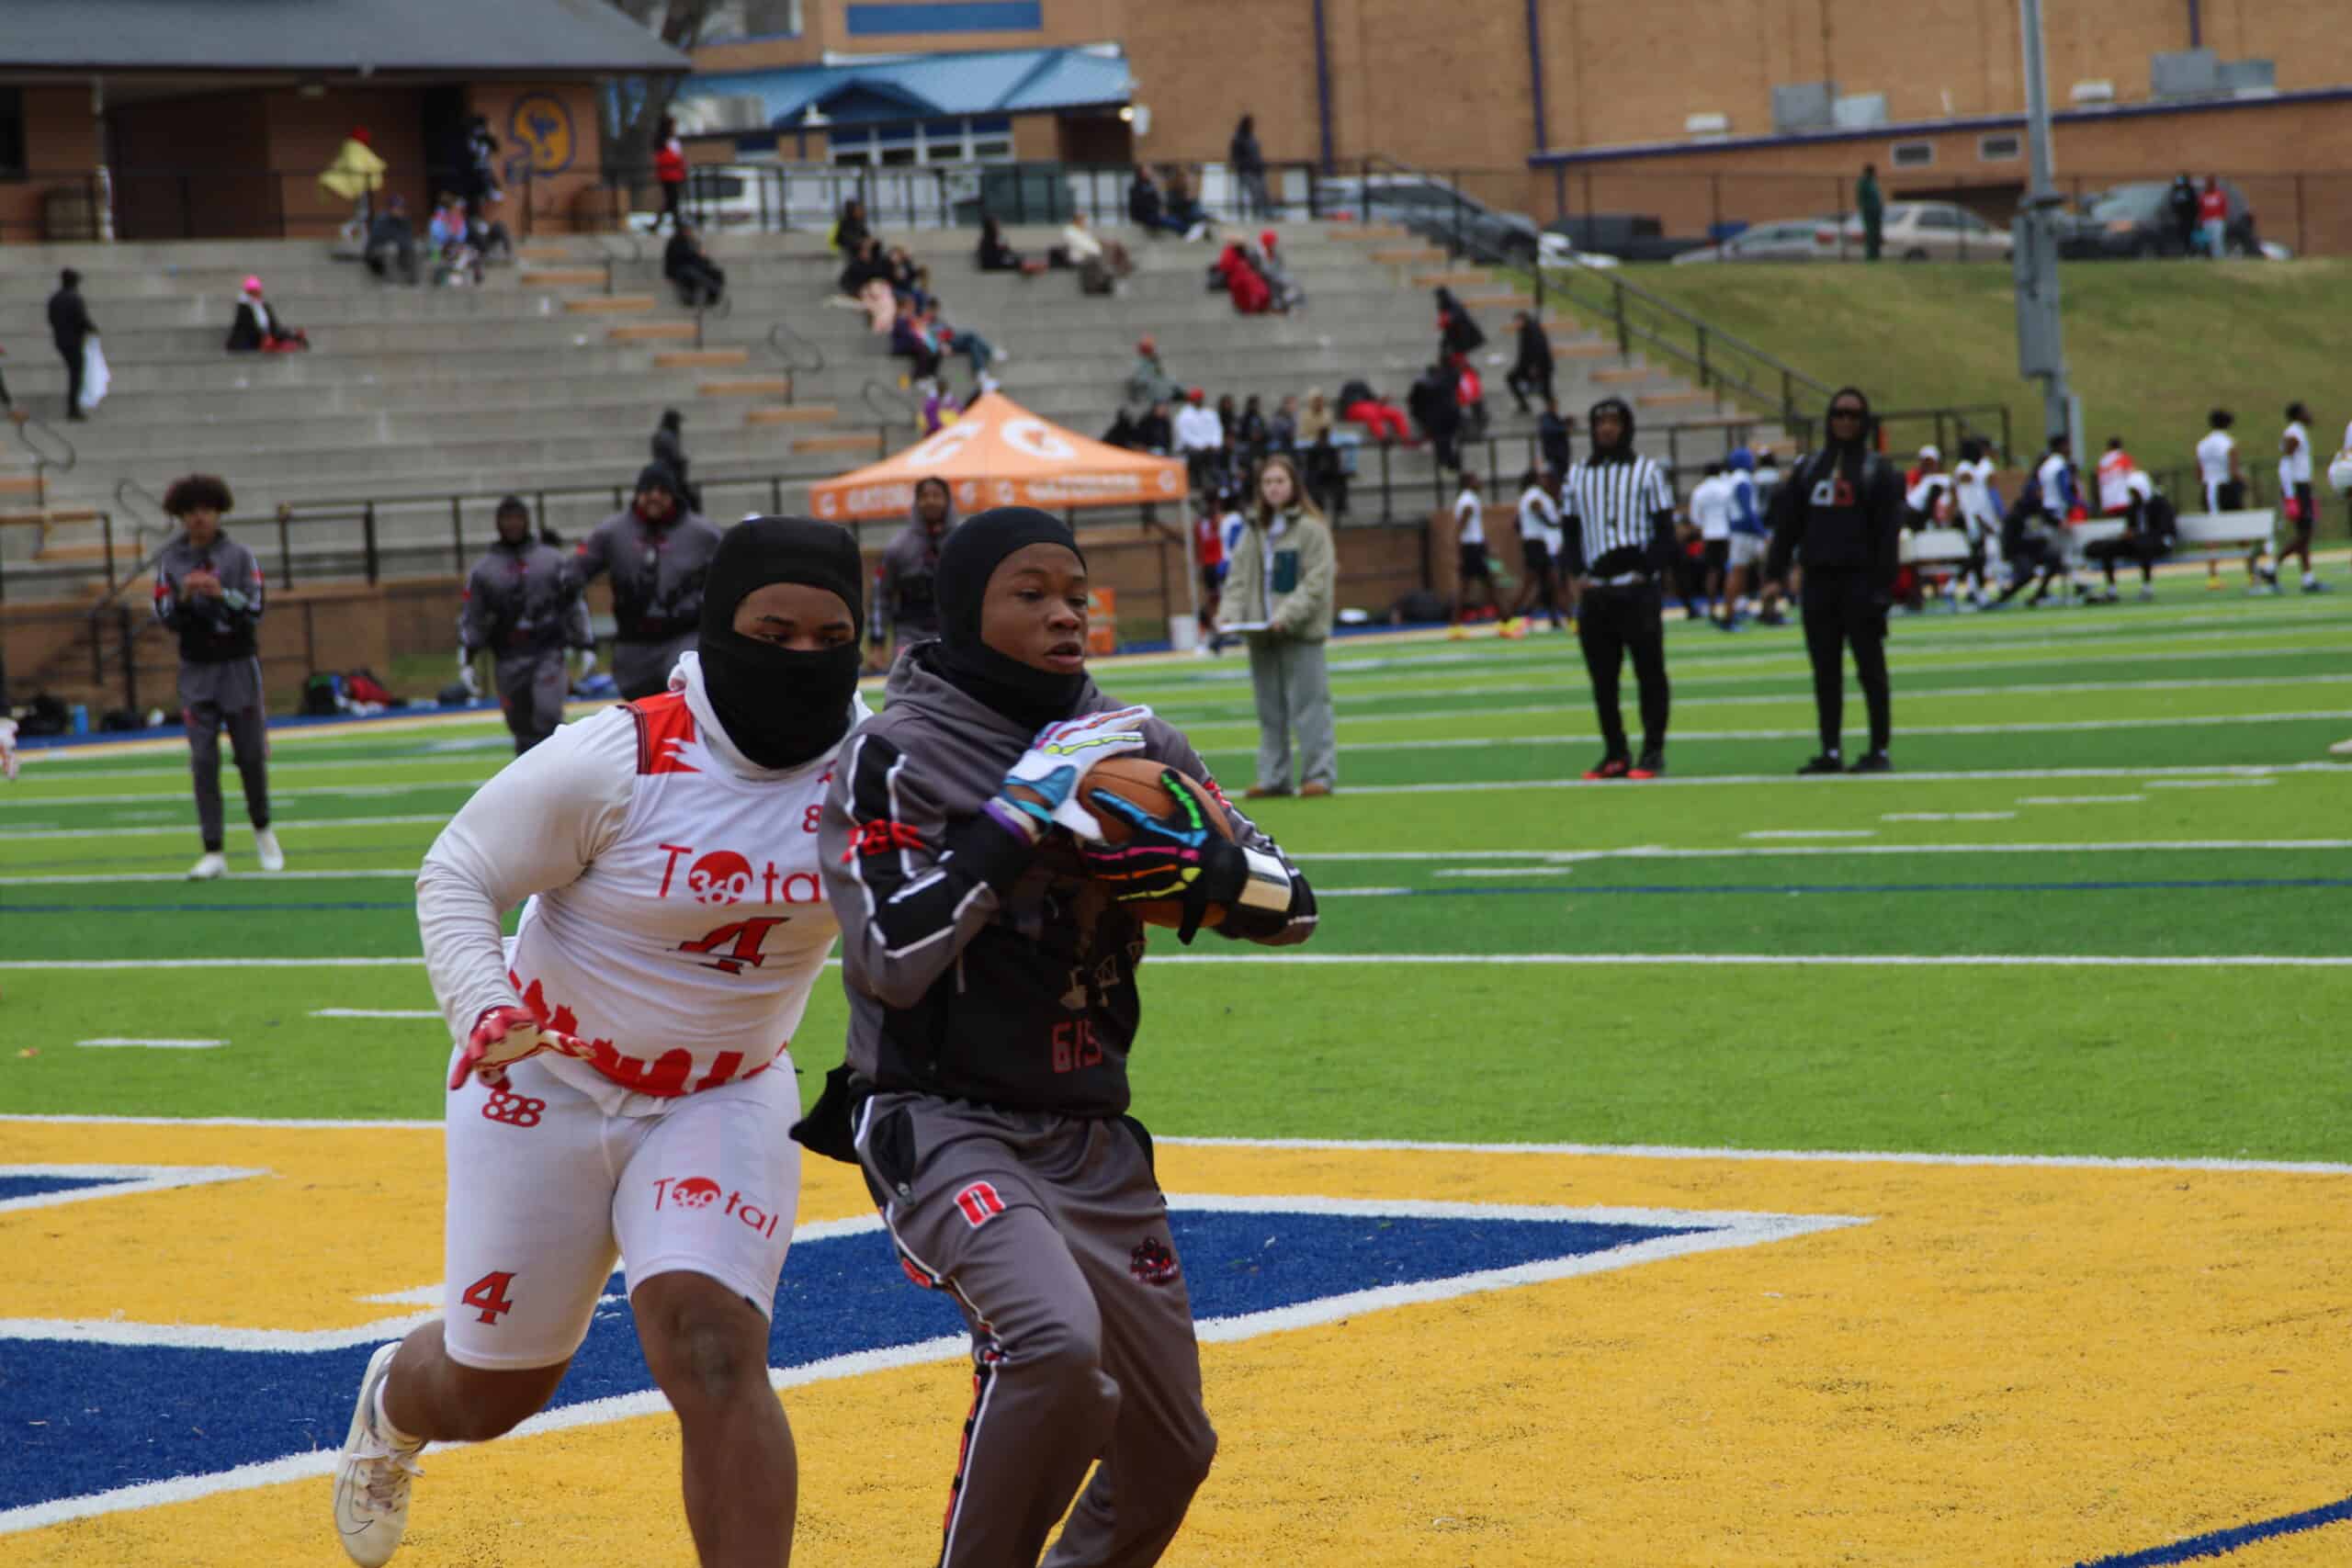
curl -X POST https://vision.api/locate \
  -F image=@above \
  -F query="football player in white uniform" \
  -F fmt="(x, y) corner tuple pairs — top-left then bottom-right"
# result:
(332, 517), (871, 1567)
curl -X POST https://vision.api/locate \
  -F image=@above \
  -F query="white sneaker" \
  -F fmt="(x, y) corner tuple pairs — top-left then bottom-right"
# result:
(2332, 737), (2352, 757)
(254, 828), (286, 873)
(333, 1343), (423, 1567)
(187, 852), (228, 881)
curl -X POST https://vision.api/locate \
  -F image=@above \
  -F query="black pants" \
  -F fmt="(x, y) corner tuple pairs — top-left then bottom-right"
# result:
(671, 258), (726, 308)
(2085, 532), (2165, 584)
(1577, 580), (1669, 759)
(1801, 571), (1891, 755)
(656, 180), (684, 231)
(1507, 362), (1554, 412)
(59, 339), (85, 417)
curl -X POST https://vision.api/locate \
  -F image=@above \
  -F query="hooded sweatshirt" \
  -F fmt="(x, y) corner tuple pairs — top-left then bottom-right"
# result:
(1763, 388), (1905, 589)
(876, 491), (954, 642)
(569, 463), (723, 643)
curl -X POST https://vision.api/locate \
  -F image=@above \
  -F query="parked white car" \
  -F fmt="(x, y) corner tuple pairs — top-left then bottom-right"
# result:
(1669, 218), (1845, 264)
(1841, 201), (2012, 261)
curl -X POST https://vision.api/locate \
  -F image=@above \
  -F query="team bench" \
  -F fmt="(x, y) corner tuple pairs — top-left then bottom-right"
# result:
(1900, 509), (2277, 607)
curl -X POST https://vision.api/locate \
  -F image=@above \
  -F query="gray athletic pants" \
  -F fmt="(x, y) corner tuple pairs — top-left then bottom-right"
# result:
(1245, 634), (1338, 794)
(179, 657), (269, 853)
(854, 1093), (1216, 1568)
(612, 633), (695, 702)
(493, 649), (567, 754)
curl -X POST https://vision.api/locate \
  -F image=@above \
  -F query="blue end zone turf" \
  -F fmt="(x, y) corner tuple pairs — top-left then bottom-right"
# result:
(0, 1207), (1703, 1513)
(0, 1174), (140, 1204)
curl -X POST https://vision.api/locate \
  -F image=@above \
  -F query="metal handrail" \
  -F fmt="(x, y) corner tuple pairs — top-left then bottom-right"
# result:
(14, 412), (76, 478)
(767, 321), (826, 377)
(594, 231), (643, 297)
(860, 378), (918, 428)
(109, 478), (171, 561)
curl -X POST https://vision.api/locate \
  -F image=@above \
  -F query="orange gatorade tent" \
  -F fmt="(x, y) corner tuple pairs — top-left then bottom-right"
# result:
(807, 391), (1187, 523)
(808, 391), (1198, 639)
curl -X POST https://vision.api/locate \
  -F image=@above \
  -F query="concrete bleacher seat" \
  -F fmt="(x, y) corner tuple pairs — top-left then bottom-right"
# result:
(0, 219), (1745, 604)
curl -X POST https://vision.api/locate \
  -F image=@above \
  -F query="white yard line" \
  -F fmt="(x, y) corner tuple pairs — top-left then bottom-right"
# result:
(3, 813), (451, 841)
(0, 868), (417, 886)
(1341, 761), (2349, 794)
(1881, 812), (2018, 822)
(2144, 776), (2278, 789)
(310, 1008), (440, 1020)
(73, 1038), (227, 1050)
(2017, 795), (2148, 805)
(0, 782), (470, 811)
(1297, 838), (2352, 863)
(1744, 829), (1877, 840)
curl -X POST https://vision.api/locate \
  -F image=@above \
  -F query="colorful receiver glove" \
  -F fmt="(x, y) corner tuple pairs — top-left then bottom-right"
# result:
(1081, 767), (1293, 943)
(988, 705), (1154, 844)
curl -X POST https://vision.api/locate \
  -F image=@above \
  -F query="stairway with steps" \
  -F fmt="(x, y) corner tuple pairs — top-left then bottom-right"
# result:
(0, 219), (1766, 614)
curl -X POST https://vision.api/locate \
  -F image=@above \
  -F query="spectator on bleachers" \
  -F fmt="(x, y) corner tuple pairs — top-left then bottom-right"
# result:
(1227, 453), (1339, 797)
(663, 223), (728, 309)
(1175, 388), (1225, 493)
(429, 193), (481, 287)
(650, 409), (695, 507)
(1338, 377), (1411, 446)
(886, 244), (932, 313)
(1408, 363), (1463, 472)
(1101, 407), (1142, 449)
(225, 276), (308, 354)
(1538, 396), (1572, 476)
(890, 308), (944, 383)
(1216, 241), (1273, 314)
(464, 115), (502, 220)
(1237, 395), (1270, 469)
(1508, 311), (1555, 414)
(1061, 211), (1133, 294)
(1256, 229), (1306, 310)
(1436, 287), (1486, 361)
(1215, 394), (1243, 482)
(922, 381), (964, 435)
(1136, 398), (1174, 455)
(365, 195), (419, 285)
(1229, 115), (1272, 218)
(1300, 388), (1333, 444)
(319, 124), (386, 240)
(1129, 166), (1189, 237)
(46, 267), (96, 423)
(976, 215), (1045, 276)
(831, 197), (870, 255)
(1162, 164), (1212, 241)
(1453, 354), (1489, 441)
(1270, 393), (1299, 453)
(650, 115), (687, 233)
(469, 189), (514, 265)
(840, 236), (897, 333)
(929, 298), (1004, 384)
(1306, 427), (1350, 521)
(1127, 336), (1182, 411)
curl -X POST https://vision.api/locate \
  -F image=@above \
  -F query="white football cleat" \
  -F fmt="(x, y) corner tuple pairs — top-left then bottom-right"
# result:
(254, 827), (286, 873)
(187, 852), (228, 881)
(333, 1343), (423, 1566)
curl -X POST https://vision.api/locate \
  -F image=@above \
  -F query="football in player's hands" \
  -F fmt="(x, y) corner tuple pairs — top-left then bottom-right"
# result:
(1076, 759), (1239, 937)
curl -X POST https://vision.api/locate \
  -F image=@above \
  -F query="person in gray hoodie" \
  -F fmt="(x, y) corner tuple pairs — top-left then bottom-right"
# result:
(871, 474), (954, 668)
(458, 496), (596, 753)
(567, 463), (721, 699)
(796, 505), (1316, 1568)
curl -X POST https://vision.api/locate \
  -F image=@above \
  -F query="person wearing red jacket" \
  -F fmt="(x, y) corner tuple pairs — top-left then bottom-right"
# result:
(652, 115), (687, 232)
(1216, 242), (1272, 315)
(2196, 176), (2229, 258)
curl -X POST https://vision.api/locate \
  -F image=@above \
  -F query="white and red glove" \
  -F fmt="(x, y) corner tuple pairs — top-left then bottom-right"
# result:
(447, 1005), (590, 1090)
(995, 705), (1153, 842)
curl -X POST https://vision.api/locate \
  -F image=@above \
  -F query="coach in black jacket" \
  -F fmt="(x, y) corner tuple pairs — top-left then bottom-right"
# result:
(46, 268), (95, 421)
(1765, 387), (1905, 774)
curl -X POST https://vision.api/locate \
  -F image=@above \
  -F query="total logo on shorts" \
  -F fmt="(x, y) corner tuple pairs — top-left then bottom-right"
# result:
(650, 1174), (782, 1238)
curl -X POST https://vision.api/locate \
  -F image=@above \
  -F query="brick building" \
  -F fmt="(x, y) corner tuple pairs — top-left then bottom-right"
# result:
(0, 0), (687, 243)
(687, 0), (2352, 247)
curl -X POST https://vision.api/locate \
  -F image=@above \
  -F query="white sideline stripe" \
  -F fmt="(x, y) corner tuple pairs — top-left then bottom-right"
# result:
(1298, 838), (2352, 862)
(2145, 776), (2278, 789)
(0, 868), (417, 886)
(0, 782), (470, 812)
(1193, 708), (2352, 756)
(8, 1115), (2347, 1175)
(0, 1165), (263, 1216)
(310, 1008), (440, 1020)
(5, 813), (448, 841)
(74, 1038), (226, 1050)
(0, 1196), (1845, 1534)
(2018, 795), (2147, 805)
(1881, 812), (2017, 822)
(1744, 829), (1875, 840)
(1343, 760), (2349, 793)
(1437, 865), (1578, 877)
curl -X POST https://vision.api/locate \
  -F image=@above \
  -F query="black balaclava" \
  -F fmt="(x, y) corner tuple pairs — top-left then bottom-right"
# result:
(493, 495), (531, 548)
(635, 462), (684, 525)
(695, 516), (866, 770)
(933, 505), (1088, 731)
(1586, 396), (1637, 464)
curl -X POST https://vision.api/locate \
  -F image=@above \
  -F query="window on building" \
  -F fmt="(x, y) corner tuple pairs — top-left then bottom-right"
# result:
(829, 116), (1016, 168)
(1889, 141), (1935, 169)
(0, 89), (25, 178)
(701, 0), (803, 41)
(1977, 132), (2022, 162)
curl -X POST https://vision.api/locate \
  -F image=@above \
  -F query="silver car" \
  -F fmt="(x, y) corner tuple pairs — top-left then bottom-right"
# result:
(1669, 218), (1844, 264)
(1841, 201), (2012, 260)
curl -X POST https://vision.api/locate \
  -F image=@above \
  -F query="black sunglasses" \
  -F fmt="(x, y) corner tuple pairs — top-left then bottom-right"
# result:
(1828, 405), (1866, 420)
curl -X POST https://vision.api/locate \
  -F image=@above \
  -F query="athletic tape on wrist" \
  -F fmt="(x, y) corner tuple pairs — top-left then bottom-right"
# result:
(1235, 846), (1292, 912)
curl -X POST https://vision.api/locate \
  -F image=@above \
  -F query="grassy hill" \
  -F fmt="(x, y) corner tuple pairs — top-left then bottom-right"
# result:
(1599, 257), (2350, 471)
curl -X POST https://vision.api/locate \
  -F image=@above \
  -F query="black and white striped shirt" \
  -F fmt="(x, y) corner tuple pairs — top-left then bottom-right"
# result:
(1560, 456), (1674, 577)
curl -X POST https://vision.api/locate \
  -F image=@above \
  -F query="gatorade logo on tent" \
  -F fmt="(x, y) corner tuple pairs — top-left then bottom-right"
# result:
(1002, 419), (1076, 461)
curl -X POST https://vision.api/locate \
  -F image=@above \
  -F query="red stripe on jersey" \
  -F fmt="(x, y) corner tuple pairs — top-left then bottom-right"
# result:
(628, 691), (699, 775)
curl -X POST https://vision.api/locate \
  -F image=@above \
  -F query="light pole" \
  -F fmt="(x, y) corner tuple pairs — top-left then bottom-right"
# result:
(2012, 0), (2078, 459)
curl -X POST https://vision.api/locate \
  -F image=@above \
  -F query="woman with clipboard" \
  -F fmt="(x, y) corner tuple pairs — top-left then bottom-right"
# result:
(1222, 455), (1338, 797)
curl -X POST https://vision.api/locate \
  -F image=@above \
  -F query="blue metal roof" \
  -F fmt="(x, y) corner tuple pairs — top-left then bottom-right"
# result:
(686, 46), (1131, 128)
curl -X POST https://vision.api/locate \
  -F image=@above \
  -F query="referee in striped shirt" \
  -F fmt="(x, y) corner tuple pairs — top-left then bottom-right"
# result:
(1561, 397), (1678, 778)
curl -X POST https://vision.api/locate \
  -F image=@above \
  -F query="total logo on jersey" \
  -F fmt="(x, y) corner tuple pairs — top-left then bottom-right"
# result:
(651, 1173), (785, 1238)
(655, 841), (827, 906)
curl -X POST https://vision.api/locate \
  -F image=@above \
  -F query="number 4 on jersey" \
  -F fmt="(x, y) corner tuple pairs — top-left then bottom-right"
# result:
(461, 1270), (517, 1325)
(679, 916), (789, 975)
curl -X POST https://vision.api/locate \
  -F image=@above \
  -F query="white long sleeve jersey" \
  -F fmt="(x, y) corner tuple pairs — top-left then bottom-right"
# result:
(417, 651), (860, 1115)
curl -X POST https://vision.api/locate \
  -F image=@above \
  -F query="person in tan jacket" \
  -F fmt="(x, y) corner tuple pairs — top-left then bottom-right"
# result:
(1223, 454), (1338, 796)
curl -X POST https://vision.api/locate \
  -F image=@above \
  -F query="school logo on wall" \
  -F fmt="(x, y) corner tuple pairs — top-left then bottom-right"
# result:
(510, 93), (576, 175)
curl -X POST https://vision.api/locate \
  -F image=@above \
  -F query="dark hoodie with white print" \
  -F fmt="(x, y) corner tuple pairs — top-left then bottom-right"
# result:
(1763, 386), (1905, 592)
(875, 483), (954, 644)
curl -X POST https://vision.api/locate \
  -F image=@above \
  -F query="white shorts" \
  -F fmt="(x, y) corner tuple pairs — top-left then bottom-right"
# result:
(439, 1045), (802, 1371)
(1726, 534), (1768, 569)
